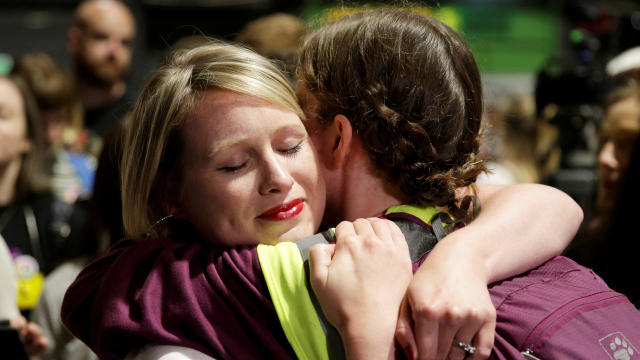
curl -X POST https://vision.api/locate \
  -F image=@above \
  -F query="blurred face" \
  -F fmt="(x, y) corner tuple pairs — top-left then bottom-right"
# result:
(0, 78), (30, 165)
(73, 2), (135, 86)
(597, 97), (640, 211)
(176, 89), (326, 246)
(41, 106), (71, 148)
(295, 84), (343, 227)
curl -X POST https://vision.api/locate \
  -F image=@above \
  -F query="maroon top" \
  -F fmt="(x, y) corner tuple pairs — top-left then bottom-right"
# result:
(61, 238), (296, 360)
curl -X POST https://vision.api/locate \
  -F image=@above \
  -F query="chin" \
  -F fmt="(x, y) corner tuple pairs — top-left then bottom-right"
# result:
(277, 226), (315, 244)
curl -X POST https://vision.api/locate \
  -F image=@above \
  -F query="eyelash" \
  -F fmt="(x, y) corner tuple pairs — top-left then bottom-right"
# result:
(281, 141), (303, 155)
(217, 141), (303, 173)
(219, 164), (246, 173)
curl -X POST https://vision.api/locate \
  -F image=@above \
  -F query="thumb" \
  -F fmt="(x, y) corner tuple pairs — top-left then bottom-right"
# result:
(309, 243), (336, 290)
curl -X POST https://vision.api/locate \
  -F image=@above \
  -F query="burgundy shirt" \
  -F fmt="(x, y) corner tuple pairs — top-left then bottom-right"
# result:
(61, 238), (296, 360)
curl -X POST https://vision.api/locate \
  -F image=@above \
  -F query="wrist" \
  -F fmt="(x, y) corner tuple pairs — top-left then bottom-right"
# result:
(435, 230), (491, 284)
(340, 321), (396, 360)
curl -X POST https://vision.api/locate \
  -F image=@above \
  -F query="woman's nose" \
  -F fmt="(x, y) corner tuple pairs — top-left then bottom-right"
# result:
(598, 141), (618, 170)
(258, 156), (294, 195)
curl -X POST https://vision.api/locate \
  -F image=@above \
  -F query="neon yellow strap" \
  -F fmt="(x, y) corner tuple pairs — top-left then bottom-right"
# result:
(385, 204), (442, 225)
(257, 243), (329, 360)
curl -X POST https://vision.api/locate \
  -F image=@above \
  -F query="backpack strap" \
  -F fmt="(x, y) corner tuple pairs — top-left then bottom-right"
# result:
(258, 231), (345, 360)
(431, 212), (456, 241)
(384, 204), (456, 259)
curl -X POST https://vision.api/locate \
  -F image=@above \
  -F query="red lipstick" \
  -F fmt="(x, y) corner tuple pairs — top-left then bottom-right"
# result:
(259, 199), (304, 221)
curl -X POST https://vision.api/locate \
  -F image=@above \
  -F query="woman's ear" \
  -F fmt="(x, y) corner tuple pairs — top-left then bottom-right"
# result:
(161, 176), (185, 218)
(331, 114), (353, 169)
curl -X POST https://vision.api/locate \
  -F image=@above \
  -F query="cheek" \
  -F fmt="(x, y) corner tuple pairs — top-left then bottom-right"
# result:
(191, 174), (255, 219)
(296, 149), (326, 218)
(0, 120), (28, 146)
(86, 43), (108, 59)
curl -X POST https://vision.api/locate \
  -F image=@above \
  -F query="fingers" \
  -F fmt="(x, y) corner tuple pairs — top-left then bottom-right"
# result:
(355, 217), (407, 249)
(9, 315), (27, 333)
(445, 310), (483, 360)
(467, 311), (495, 360)
(367, 217), (393, 244)
(22, 321), (49, 357)
(351, 218), (377, 247)
(339, 218), (394, 251)
(9, 317), (49, 357)
(435, 312), (460, 359)
(387, 218), (408, 250)
(411, 302), (439, 360)
(309, 243), (336, 289)
(335, 220), (357, 240)
(396, 298), (417, 360)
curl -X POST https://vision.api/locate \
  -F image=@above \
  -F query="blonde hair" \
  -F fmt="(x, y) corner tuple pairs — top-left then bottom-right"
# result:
(121, 39), (303, 240)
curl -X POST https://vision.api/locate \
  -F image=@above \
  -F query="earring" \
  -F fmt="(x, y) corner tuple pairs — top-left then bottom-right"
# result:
(143, 214), (174, 239)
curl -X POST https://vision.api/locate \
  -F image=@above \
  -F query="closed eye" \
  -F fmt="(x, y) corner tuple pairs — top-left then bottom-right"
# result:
(280, 140), (303, 155)
(217, 162), (247, 173)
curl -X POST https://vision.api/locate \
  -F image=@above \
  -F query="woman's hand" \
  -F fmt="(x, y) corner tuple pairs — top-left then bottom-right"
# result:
(310, 218), (412, 360)
(10, 315), (49, 357)
(395, 183), (582, 360)
(395, 238), (496, 360)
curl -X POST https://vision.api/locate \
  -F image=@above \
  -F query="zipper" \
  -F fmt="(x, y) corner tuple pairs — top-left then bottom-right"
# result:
(521, 290), (626, 354)
(521, 348), (543, 360)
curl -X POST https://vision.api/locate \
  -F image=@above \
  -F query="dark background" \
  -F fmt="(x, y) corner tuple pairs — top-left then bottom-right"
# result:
(1, 0), (638, 98)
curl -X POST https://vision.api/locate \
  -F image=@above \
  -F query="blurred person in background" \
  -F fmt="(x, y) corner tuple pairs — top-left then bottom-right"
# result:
(478, 94), (545, 185)
(11, 53), (73, 153)
(564, 79), (640, 305)
(11, 53), (102, 359)
(0, 73), (67, 318)
(235, 12), (307, 85)
(67, 0), (136, 155)
(11, 53), (87, 253)
(0, 234), (49, 358)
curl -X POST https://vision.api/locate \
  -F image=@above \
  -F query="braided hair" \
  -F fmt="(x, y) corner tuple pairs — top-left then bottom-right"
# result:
(298, 9), (486, 219)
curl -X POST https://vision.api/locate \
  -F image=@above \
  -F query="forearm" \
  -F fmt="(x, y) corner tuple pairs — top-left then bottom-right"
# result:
(449, 183), (583, 283)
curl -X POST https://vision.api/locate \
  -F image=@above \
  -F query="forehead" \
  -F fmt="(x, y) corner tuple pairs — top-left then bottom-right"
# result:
(81, 2), (135, 38)
(187, 89), (304, 140)
(604, 97), (640, 136)
(0, 78), (24, 109)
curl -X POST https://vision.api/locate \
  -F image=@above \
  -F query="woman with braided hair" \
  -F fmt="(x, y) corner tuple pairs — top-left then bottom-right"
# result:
(61, 11), (585, 360)
(305, 9), (639, 360)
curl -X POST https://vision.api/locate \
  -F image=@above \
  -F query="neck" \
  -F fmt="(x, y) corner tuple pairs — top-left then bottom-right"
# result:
(75, 77), (125, 110)
(0, 158), (23, 206)
(323, 143), (406, 227)
(343, 168), (405, 220)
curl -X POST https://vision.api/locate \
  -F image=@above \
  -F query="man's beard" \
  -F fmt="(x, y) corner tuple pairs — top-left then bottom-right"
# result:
(75, 55), (129, 88)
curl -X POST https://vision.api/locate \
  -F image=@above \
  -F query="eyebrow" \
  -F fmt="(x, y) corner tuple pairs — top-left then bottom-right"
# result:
(207, 139), (243, 159)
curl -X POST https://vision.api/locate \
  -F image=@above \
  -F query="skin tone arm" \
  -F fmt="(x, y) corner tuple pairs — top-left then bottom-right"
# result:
(310, 218), (412, 360)
(395, 183), (584, 360)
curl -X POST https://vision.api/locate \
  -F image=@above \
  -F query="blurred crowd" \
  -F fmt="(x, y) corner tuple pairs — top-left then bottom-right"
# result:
(0, 0), (638, 359)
